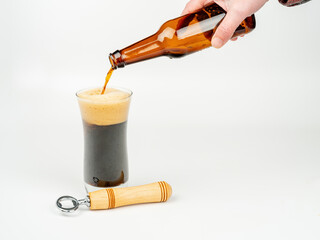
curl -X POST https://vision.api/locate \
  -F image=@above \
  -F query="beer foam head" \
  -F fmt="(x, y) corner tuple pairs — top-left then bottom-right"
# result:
(77, 87), (132, 126)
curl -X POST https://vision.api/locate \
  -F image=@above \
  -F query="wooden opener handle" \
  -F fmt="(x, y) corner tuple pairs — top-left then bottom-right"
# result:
(89, 181), (172, 210)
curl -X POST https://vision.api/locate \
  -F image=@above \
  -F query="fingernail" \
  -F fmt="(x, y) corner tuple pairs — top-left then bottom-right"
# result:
(212, 37), (223, 49)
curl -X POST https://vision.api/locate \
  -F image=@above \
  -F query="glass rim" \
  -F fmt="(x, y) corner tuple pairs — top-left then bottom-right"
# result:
(76, 86), (133, 102)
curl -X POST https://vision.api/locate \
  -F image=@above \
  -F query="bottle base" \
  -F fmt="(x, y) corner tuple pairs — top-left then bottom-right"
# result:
(84, 182), (128, 193)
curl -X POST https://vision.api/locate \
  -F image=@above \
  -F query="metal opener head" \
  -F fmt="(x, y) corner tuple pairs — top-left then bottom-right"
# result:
(56, 195), (90, 213)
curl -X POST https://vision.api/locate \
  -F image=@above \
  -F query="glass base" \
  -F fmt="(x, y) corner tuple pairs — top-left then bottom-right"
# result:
(84, 182), (129, 193)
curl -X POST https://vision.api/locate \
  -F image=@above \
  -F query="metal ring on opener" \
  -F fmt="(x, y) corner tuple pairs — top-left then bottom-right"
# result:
(56, 196), (79, 213)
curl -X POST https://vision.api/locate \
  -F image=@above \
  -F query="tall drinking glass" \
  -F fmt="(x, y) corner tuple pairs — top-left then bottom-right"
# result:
(76, 87), (132, 192)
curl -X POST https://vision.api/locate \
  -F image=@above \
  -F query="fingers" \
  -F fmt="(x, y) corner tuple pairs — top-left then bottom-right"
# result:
(182, 0), (248, 48)
(211, 10), (246, 48)
(182, 0), (214, 15)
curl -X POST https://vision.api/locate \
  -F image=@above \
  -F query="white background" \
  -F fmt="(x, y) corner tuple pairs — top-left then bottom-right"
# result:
(1, 0), (319, 239)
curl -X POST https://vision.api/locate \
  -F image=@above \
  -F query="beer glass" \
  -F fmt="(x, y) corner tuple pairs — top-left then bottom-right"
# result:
(76, 87), (132, 192)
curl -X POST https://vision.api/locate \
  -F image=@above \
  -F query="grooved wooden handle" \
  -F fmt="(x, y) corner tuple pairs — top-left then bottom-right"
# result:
(89, 181), (172, 210)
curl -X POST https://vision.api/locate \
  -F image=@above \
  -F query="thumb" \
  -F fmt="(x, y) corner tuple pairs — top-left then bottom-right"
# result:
(211, 11), (245, 48)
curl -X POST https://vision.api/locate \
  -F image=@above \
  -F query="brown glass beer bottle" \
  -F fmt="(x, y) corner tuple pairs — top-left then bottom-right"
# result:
(278, 0), (311, 7)
(109, 3), (256, 69)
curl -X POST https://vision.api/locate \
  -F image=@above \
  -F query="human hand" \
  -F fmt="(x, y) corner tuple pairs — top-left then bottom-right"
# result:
(182, 0), (268, 48)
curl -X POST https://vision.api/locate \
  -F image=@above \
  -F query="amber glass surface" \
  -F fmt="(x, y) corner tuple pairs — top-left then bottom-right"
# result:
(278, 0), (311, 7)
(109, 3), (255, 69)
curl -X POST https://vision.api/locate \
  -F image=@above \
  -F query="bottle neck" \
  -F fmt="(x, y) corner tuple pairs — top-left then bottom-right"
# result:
(109, 34), (164, 69)
(109, 50), (125, 69)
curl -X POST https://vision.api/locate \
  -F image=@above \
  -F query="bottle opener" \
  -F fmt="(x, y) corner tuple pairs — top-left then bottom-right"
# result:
(56, 181), (172, 213)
